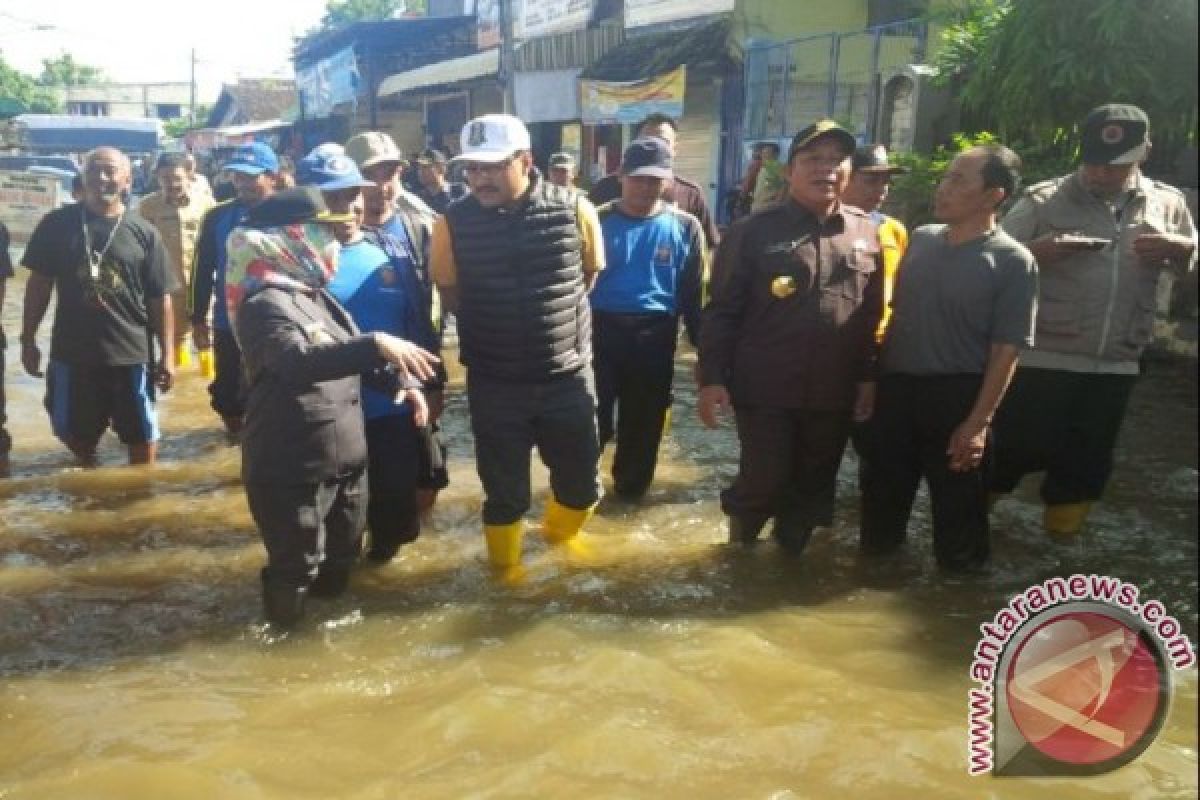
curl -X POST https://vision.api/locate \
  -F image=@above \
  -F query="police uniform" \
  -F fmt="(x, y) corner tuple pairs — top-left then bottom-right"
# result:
(699, 194), (883, 547)
(993, 104), (1197, 533)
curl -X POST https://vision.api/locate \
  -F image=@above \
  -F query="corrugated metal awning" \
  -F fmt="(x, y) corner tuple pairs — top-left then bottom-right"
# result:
(207, 120), (290, 137)
(377, 50), (500, 98)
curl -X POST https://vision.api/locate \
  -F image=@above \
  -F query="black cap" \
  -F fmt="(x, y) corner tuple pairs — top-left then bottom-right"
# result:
(242, 187), (352, 229)
(788, 119), (857, 162)
(852, 144), (909, 174)
(1081, 104), (1149, 165)
(621, 137), (672, 179)
(415, 148), (448, 166)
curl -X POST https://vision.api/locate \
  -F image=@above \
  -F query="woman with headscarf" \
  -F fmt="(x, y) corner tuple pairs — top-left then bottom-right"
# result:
(226, 187), (439, 627)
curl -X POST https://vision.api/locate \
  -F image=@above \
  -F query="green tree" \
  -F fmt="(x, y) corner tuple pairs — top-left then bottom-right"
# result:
(163, 104), (213, 139)
(318, 0), (427, 30)
(0, 52), (61, 115)
(931, 0), (1198, 171)
(39, 52), (105, 86)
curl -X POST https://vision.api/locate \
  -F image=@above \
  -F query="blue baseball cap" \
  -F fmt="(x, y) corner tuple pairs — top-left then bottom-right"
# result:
(224, 142), (279, 175)
(298, 143), (374, 191)
(621, 137), (672, 179)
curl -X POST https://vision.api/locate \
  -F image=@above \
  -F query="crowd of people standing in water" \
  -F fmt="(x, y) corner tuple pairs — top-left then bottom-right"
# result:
(0, 102), (1194, 627)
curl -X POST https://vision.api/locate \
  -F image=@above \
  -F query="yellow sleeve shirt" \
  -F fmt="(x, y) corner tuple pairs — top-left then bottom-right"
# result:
(430, 194), (605, 289)
(875, 215), (909, 342)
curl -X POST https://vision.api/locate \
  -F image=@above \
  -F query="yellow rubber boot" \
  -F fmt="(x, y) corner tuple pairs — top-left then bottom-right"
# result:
(542, 497), (597, 560)
(484, 521), (526, 584)
(175, 345), (193, 369)
(1044, 502), (1092, 536)
(198, 349), (216, 380)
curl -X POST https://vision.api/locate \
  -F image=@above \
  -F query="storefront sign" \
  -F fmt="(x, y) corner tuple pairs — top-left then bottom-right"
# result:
(580, 66), (686, 124)
(624, 0), (734, 28)
(296, 46), (360, 118)
(519, 0), (593, 38)
(0, 170), (60, 243)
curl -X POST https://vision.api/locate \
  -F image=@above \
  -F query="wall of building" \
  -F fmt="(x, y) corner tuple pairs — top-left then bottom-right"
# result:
(734, 0), (867, 46)
(675, 78), (722, 213)
(61, 84), (192, 119)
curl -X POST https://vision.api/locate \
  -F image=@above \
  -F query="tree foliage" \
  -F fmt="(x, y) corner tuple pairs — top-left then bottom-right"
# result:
(931, 0), (1198, 171)
(0, 52), (61, 115)
(39, 53), (105, 86)
(163, 105), (213, 139)
(317, 0), (426, 31)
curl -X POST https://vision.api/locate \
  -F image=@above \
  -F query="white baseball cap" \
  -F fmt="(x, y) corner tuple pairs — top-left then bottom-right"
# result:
(454, 114), (532, 163)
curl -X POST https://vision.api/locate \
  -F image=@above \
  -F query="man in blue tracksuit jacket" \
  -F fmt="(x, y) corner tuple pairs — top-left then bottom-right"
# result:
(189, 142), (278, 435)
(590, 137), (706, 500)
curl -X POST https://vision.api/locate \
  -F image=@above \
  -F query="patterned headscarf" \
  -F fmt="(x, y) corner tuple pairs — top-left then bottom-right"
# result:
(225, 222), (340, 330)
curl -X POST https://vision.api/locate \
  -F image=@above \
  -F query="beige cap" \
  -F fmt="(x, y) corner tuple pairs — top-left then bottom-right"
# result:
(345, 131), (404, 169)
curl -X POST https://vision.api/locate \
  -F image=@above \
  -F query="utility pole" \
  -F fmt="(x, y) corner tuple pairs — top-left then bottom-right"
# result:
(498, 0), (516, 114)
(190, 48), (197, 125)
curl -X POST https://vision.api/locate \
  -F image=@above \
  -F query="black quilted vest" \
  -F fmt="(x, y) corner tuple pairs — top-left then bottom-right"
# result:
(446, 173), (590, 381)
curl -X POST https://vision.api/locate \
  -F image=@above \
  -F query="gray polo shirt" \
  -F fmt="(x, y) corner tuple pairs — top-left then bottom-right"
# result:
(882, 225), (1037, 376)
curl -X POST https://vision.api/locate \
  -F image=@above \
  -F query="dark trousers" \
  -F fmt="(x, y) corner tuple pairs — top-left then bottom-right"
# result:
(593, 311), (678, 498)
(209, 327), (245, 420)
(990, 367), (1137, 505)
(859, 373), (990, 571)
(0, 339), (10, 456)
(721, 405), (852, 530)
(467, 370), (601, 525)
(245, 469), (367, 588)
(365, 414), (421, 551)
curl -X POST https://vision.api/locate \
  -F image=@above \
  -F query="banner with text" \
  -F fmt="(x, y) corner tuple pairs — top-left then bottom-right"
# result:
(519, 0), (593, 38)
(296, 46), (360, 118)
(0, 170), (60, 243)
(624, 0), (733, 28)
(580, 66), (686, 125)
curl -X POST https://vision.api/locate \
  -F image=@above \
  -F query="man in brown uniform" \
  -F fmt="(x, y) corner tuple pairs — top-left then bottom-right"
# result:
(137, 152), (214, 367)
(698, 120), (883, 553)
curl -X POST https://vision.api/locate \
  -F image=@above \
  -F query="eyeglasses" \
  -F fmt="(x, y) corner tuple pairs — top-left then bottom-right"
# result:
(461, 157), (516, 177)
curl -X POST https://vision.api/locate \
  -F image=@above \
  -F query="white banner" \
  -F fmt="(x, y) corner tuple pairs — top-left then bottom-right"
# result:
(518, 0), (593, 38)
(624, 0), (733, 28)
(514, 69), (582, 122)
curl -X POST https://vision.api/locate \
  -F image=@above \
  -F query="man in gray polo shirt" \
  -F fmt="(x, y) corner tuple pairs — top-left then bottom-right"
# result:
(858, 144), (1037, 572)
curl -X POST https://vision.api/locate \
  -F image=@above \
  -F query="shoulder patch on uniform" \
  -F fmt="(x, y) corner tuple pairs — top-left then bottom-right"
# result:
(1022, 176), (1066, 200)
(1150, 180), (1186, 199)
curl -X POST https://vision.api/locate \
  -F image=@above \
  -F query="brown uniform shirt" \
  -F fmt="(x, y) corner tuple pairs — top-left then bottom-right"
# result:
(699, 199), (883, 410)
(136, 190), (213, 290)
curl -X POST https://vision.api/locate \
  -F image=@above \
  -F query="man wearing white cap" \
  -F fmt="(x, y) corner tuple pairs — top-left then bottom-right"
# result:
(430, 113), (606, 579)
(991, 104), (1197, 535)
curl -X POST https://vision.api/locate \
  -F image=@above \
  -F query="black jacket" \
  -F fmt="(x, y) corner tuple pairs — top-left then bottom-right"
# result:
(236, 285), (402, 484)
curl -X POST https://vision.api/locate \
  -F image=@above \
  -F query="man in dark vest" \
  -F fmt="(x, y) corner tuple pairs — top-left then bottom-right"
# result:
(430, 114), (606, 580)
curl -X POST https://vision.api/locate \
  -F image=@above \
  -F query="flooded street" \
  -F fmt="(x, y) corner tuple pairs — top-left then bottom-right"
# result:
(0, 269), (1196, 799)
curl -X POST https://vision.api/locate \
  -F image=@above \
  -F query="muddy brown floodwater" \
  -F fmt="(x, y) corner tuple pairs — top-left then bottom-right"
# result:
(1, 269), (1196, 798)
